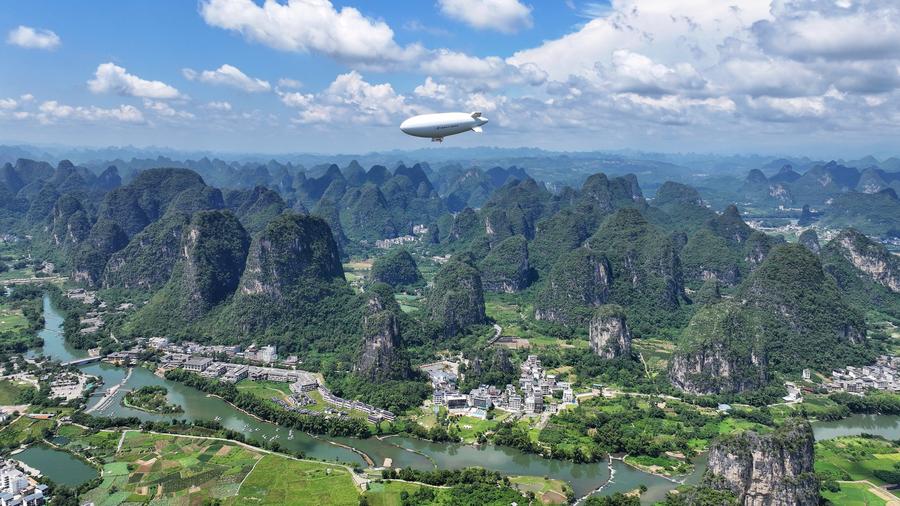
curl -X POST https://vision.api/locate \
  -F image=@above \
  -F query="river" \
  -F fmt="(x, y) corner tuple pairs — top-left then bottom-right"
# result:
(27, 294), (898, 502)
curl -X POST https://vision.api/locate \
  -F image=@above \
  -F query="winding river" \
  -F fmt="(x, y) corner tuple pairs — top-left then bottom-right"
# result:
(27, 295), (900, 502)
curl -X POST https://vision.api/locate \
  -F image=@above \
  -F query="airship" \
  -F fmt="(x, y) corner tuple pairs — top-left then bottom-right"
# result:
(400, 112), (488, 142)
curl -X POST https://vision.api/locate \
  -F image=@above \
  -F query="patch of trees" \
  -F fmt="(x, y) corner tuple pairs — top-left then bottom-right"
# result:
(165, 369), (371, 438)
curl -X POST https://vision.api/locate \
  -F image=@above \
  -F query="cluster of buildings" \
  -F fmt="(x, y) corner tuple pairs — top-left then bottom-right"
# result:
(427, 355), (576, 418)
(319, 387), (395, 424)
(64, 288), (133, 336)
(150, 343), (396, 423)
(146, 338), (291, 365)
(160, 353), (318, 391)
(0, 460), (48, 506)
(828, 355), (900, 394)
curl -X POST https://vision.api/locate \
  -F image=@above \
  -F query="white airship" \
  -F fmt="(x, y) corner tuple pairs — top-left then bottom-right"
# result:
(400, 112), (488, 142)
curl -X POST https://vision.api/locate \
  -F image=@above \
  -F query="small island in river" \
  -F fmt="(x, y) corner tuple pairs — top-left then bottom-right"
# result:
(122, 385), (183, 414)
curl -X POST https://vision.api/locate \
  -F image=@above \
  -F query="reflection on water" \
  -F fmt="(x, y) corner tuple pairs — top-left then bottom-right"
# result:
(812, 414), (900, 441)
(15, 445), (98, 487)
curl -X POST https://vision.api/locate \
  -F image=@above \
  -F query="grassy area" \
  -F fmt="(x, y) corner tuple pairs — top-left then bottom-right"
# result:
(717, 417), (770, 436)
(0, 304), (29, 334)
(0, 416), (53, 447)
(448, 413), (510, 443)
(236, 380), (292, 404)
(624, 454), (692, 476)
(364, 481), (430, 506)
(0, 379), (30, 405)
(822, 482), (887, 506)
(78, 431), (360, 506)
(231, 454), (358, 505)
(632, 338), (675, 375)
(509, 475), (570, 504)
(815, 436), (900, 488)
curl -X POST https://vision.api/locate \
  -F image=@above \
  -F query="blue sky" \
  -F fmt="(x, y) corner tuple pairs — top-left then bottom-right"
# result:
(2, 0), (899, 157)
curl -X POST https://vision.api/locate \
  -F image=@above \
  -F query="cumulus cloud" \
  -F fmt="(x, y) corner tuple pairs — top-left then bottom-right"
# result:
(754, 3), (900, 61)
(183, 64), (271, 93)
(204, 101), (233, 111)
(597, 50), (707, 96)
(420, 50), (546, 88)
(88, 63), (181, 99)
(284, 71), (417, 125)
(199, 0), (422, 66)
(277, 78), (303, 89)
(36, 100), (144, 124)
(438, 0), (532, 34)
(0, 98), (17, 110)
(6, 26), (60, 50)
(143, 99), (195, 120)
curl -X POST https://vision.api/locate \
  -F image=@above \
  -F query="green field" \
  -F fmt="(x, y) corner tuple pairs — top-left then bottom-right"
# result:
(815, 436), (900, 489)
(509, 475), (570, 504)
(0, 305), (29, 333)
(364, 481), (427, 506)
(0, 379), (30, 405)
(449, 413), (510, 443)
(822, 482), (888, 506)
(231, 454), (358, 505)
(79, 432), (360, 506)
(0, 416), (53, 447)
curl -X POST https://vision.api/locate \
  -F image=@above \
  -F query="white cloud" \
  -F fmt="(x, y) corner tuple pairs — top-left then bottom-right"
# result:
(0, 98), (17, 110)
(199, 0), (422, 65)
(277, 78), (303, 89)
(420, 50), (546, 89)
(182, 64), (271, 93)
(19, 94), (34, 102)
(754, 4), (900, 61)
(597, 50), (707, 96)
(6, 26), (60, 50)
(204, 101), (233, 111)
(36, 100), (145, 124)
(287, 71), (416, 125)
(438, 0), (532, 34)
(414, 77), (449, 100)
(142, 99), (195, 120)
(88, 63), (181, 99)
(278, 90), (314, 108)
(509, 0), (771, 82)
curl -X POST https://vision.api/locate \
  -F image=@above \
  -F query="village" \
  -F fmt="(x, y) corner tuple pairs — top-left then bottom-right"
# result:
(827, 355), (900, 394)
(425, 354), (577, 419)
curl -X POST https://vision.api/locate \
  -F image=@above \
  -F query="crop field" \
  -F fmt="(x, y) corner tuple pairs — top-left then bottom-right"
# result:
(230, 454), (358, 505)
(0, 416), (53, 447)
(78, 432), (360, 506)
(0, 304), (28, 334)
(821, 482), (888, 506)
(0, 379), (30, 405)
(815, 436), (900, 489)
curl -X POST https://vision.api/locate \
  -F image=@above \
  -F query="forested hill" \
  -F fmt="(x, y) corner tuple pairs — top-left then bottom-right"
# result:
(3, 154), (898, 407)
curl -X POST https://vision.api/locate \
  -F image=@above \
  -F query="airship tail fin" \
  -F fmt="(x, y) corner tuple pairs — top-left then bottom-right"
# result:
(471, 112), (482, 118)
(472, 126), (483, 133)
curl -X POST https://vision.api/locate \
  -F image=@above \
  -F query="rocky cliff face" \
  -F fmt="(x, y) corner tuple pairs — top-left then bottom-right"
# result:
(534, 247), (612, 326)
(798, 229), (820, 255)
(101, 212), (190, 291)
(479, 234), (532, 293)
(427, 254), (486, 337)
(669, 303), (769, 395)
(238, 213), (344, 300)
(589, 305), (632, 359)
(179, 211), (250, 320)
(705, 419), (819, 506)
(830, 229), (900, 293)
(356, 285), (403, 381)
